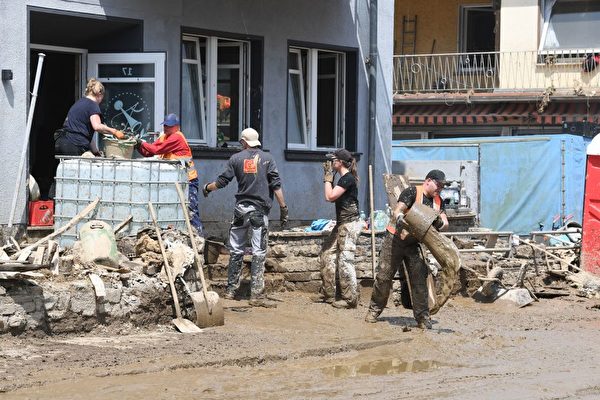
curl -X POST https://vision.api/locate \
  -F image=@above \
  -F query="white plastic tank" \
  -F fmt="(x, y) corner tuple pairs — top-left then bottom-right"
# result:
(54, 157), (189, 246)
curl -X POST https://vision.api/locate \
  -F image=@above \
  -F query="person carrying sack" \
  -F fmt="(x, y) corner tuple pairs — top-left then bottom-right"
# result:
(365, 169), (449, 329)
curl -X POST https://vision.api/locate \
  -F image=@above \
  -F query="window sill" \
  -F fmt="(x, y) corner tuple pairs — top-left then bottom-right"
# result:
(284, 149), (361, 162)
(191, 146), (242, 159)
(191, 146), (270, 159)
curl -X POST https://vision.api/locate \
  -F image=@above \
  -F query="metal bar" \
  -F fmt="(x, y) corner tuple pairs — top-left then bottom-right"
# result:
(443, 231), (513, 236)
(530, 229), (581, 235)
(457, 248), (511, 253)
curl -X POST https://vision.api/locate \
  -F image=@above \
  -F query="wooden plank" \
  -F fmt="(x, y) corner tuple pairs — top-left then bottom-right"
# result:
(16, 248), (32, 262)
(113, 215), (133, 234)
(88, 273), (106, 301)
(51, 246), (60, 275)
(0, 264), (48, 272)
(44, 240), (57, 266)
(32, 247), (45, 265)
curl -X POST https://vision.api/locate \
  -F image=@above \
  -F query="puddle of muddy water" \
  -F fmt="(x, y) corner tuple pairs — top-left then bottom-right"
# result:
(321, 358), (448, 378)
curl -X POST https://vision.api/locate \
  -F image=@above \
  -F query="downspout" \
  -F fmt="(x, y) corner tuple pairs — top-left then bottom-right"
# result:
(368, 0), (377, 189)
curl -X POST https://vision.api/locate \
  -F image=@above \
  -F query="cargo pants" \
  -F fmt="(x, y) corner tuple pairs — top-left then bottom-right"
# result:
(226, 202), (268, 298)
(319, 220), (363, 306)
(368, 232), (430, 322)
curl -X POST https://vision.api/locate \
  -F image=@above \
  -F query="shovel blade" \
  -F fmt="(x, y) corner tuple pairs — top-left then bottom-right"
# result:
(190, 291), (225, 327)
(172, 317), (203, 333)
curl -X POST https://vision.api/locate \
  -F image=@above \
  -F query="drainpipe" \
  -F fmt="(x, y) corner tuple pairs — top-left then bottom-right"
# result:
(368, 0), (377, 198)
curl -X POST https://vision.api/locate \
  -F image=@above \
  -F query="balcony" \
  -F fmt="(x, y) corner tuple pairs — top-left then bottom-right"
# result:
(393, 50), (600, 99)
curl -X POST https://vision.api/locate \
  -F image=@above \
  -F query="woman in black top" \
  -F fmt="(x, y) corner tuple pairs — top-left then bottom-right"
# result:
(315, 148), (363, 309)
(54, 78), (124, 156)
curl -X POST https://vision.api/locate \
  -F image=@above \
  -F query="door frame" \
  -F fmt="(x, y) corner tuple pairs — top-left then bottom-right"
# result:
(87, 52), (166, 132)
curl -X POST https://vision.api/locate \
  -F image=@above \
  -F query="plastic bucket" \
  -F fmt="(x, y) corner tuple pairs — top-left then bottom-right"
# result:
(103, 137), (136, 159)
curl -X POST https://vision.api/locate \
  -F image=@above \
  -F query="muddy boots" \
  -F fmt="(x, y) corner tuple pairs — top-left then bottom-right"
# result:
(225, 253), (244, 300)
(248, 255), (277, 308)
(416, 317), (433, 330)
(364, 309), (380, 323)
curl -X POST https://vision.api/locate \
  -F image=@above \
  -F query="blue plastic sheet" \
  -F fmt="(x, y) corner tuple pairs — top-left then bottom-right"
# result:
(392, 135), (591, 234)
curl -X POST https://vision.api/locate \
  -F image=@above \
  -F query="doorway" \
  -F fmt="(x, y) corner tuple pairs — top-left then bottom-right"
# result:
(28, 8), (144, 200)
(28, 50), (80, 199)
(459, 5), (496, 53)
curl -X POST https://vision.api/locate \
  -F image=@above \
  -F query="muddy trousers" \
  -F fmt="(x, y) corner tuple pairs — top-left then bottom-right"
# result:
(368, 232), (430, 322)
(226, 203), (268, 298)
(319, 220), (363, 306)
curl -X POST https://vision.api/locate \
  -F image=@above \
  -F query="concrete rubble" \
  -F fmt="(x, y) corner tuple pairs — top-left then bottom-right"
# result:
(0, 217), (594, 336)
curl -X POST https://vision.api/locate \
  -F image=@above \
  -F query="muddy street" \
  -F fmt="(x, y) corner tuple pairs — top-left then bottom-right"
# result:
(2, 288), (600, 399)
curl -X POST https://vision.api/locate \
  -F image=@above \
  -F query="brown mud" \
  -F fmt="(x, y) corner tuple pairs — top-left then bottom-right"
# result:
(2, 288), (600, 399)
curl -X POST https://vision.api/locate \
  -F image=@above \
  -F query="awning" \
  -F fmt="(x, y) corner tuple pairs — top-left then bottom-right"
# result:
(393, 102), (600, 126)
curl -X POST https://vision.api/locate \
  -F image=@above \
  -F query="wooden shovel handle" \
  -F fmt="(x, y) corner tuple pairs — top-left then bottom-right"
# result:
(174, 182), (212, 313)
(148, 201), (183, 319)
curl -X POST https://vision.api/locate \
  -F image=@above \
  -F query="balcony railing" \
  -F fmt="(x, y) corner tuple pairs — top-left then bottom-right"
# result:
(393, 50), (600, 95)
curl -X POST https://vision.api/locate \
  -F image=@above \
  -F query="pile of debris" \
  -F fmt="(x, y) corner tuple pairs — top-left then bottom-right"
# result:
(452, 231), (597, 307)
(0, 217), (207, 335)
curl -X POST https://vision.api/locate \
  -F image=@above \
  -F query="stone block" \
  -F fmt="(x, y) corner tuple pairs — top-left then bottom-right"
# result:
(282, 271), (321, 282)
(270, 244), (288, 258)
(296, 244), (321, 257)
(105, 287), (122, 304)
(265, 258), (285, 272)
(43, 292), (58, 310)
(47, 308), (67, 321)
(70, 286), (96, 317)
(8, 314), (26, 329)
(11, 295), (36, 313)
(293, 280), (322, 293)
(279, 259), (320, 273)
(0, 285), (6, 295)
(0, 302), (17, 316)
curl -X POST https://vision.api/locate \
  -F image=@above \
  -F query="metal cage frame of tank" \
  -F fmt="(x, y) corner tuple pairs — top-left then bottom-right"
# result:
(54, 156), (190, 246)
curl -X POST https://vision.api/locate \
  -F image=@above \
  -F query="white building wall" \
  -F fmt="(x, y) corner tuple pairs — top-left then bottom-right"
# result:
(0, 0), (393, 232)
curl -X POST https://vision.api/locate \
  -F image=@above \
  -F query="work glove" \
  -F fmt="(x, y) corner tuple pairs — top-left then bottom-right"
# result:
(113, 130), (125, 140)
(202, 183), (211, 198)
(280, 205), (289, 229)
(395, 211), (406, 230)
(322, 161), (335, 183)
(134, 137), (143, 148)
(433, 215), (444, 230)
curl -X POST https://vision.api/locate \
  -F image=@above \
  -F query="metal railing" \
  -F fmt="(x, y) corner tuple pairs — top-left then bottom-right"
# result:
(393, 50), (600, 94)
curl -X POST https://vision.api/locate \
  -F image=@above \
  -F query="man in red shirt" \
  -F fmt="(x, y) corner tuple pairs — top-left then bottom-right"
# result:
(136, 113), (203, 235)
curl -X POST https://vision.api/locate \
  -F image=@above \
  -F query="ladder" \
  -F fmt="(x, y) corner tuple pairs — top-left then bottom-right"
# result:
(401, 15), (417, 55)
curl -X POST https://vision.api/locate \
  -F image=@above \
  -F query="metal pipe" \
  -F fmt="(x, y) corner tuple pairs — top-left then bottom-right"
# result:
(561, 140), (566, 224)
(8, 53), (45, 230)
(367, 0), (377, 192)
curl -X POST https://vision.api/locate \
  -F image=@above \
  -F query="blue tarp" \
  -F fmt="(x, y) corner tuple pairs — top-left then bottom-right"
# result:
(392, 135), (591, 234)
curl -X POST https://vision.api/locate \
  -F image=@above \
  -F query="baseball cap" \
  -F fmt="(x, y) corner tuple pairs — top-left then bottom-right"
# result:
(240, 128), (261, 147)
(325, 148), (353, 162)
(161, 113), (180, 127)
(425, 169), (446, 184)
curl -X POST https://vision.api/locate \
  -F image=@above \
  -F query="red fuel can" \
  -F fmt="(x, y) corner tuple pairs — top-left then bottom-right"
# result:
(28, 200), (54, 226)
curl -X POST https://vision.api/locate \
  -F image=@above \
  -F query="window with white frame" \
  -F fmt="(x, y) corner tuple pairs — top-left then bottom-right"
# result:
(287, 47), (345, 150)
(540, 0), (600, 51)
(182, 35), (250, 146)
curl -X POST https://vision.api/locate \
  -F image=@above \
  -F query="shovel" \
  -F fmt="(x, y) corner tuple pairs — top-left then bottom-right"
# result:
(148, 201), (202, 333)
(175, 182), (224, 327)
